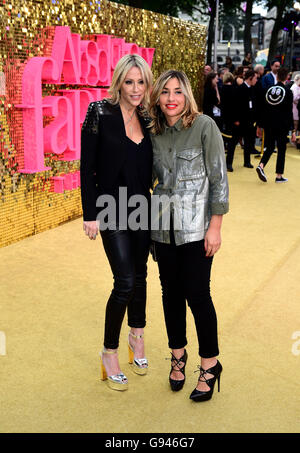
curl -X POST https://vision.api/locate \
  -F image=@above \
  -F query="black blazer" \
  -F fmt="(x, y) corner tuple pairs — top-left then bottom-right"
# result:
(80, 99), (152, 221)
(202, 86), (219, 119)
(220, 84), (239, 131)
(236, 82), (257, 129)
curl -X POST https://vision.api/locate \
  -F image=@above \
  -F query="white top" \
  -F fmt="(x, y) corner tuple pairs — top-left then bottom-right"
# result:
(291, 82), (300, 121)
(271, 72), (277, 84)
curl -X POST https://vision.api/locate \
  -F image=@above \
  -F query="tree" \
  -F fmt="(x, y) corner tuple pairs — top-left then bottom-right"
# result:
(263, 0), (294, 64)
(112, 1), (287, 65)
(243, 0), (254, 55)
(178, 0), (242, 65)
(111, 1), (243, 65)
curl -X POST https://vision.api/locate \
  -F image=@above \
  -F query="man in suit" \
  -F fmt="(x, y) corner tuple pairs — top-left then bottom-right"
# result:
(261, 60), (281, 91)
(217, 67), (229, 90)
(256, 67), (296, 183)
(236, 69), (258, 168)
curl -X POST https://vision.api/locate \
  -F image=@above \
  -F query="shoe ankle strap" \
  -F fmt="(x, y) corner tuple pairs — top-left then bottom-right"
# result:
(129, 331), (144, 339)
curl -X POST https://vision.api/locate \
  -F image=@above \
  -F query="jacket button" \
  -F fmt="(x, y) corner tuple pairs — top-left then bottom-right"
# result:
(169, 169), (172, 173)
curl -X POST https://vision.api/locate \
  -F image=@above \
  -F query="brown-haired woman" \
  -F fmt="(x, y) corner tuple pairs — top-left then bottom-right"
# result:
(203, 71), (222, 130)
(149, 70), (229, 402)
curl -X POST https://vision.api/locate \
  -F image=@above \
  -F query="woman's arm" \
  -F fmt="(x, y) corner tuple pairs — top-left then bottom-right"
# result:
(201, 117), (229, 256)
(202, 117), (229, 215)
(80, 103), (100, 240)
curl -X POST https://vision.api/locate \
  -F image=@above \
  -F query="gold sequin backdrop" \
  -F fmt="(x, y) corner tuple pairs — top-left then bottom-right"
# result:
(0, 0), (206, 248)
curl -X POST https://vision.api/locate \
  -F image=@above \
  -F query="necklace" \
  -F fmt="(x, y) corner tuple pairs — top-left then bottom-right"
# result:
(120, 104), (136, 138)
(121, 104), (136, 125)
(125, 109), (136, 125)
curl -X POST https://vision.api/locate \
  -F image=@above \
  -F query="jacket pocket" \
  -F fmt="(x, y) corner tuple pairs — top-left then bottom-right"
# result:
(176, 148), (204, 181)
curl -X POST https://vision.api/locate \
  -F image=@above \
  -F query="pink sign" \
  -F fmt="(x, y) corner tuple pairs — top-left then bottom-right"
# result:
(16, 26), (155, 189)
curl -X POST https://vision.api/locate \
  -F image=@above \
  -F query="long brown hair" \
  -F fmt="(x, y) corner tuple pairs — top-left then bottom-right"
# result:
(149, 70), (199, 135)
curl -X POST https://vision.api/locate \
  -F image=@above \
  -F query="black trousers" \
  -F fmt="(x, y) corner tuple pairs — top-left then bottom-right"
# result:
(100, 228), (150, 349)
(241, 124), (256, 166)
(154, 232), (219, 358)
(225, 124), (255, 167)
(225, 124), (240, 168)
(260, 127), (288, 174)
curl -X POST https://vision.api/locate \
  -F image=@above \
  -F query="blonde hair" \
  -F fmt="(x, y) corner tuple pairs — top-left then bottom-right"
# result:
(149, 70), (199, 135)
(223, 72), (234, 84)
(108, 54), (153, 111)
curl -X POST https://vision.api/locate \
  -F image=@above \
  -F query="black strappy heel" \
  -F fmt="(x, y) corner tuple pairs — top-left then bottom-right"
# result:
(168, 349), (188, 392)
(190, 360), (222, 402)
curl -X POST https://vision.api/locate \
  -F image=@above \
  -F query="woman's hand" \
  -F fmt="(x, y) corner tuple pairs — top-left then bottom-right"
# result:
(83, 220), (99, 240)
(204, 215), (223, 257)
(204, 228), (221, 257)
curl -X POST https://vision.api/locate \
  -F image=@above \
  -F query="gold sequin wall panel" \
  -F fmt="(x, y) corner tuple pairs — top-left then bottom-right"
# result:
(0, 0), (207, 248)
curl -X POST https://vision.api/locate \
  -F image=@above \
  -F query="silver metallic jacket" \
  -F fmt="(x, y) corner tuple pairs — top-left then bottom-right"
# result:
(150, 114), (229, 245)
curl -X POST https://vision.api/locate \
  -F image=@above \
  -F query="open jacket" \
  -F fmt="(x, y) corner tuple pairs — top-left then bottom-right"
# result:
(80, 99), (152, 221)
(151, 114), (229, 246)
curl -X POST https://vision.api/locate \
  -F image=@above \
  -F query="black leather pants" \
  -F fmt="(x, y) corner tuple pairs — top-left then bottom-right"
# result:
(100, 228), (150, 349)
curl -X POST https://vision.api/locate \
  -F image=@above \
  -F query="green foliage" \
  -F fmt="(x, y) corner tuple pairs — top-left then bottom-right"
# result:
(263, 0), (293, 10)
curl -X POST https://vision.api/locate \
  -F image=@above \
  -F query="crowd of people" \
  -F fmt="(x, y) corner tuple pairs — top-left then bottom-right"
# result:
(203, 57), (299, 183)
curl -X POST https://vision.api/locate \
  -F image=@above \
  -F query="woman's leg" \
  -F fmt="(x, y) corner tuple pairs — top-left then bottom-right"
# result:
(180, 240), (220, 392)
(100, 228), (135, 354)
(155, 240), (187, 352)
(127, 229), (149, 328)
(127, 229), (150, 359)
(155, 239), (187, 382)
(180, 239), (219, 359)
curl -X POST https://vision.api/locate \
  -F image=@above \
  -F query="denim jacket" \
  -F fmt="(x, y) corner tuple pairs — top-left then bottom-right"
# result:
(150, 114), (229, 245)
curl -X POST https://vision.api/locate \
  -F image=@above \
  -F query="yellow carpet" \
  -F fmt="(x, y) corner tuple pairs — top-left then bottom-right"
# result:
(1, 145), (300, 433)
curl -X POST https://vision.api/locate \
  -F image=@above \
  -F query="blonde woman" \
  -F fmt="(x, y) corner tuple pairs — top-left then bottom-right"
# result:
(80, 54), (153, 391)
(149, 70), (229, 402)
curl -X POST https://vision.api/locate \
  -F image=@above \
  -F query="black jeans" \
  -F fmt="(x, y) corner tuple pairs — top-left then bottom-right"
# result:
(241, 125), (256, 166)
(225, 124), (240, 168)
(260, 127), (288, 174)
(154, 233), (219, 358)
(100, 228), (150, 349)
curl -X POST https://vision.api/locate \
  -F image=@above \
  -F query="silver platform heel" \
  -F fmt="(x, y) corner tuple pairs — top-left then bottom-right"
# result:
(128, 331), (148, 375)
(99, 348), (128, 391)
